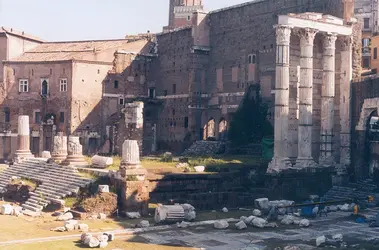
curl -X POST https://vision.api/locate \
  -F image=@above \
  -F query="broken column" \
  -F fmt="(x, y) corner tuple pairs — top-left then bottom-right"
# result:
(114, 139), (149, 216)
(319, 33), (338, 166)
(51, 133), (68, 162)
(267, 25), (293, 173)
(62, 136), (87, 166)
(121, 102), (144, 155)
(295, 28), (318, 169)
(14, 115), (34, 162)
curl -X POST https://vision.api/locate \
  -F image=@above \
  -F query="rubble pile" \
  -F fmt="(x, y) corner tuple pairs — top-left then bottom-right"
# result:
(80, 232), (114, 248)
(0, 203), (23, 216)
(182, 141), (225, 156)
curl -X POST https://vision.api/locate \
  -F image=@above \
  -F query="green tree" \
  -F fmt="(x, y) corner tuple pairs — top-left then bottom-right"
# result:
(228, 84), (273, 146)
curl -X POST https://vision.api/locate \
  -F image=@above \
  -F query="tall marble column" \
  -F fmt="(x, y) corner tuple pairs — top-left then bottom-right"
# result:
(338, 35), (353, 174)
(14, 115), (34, 162)
(267, 25), (293, 173)
(295, 28), (318, 168)
(319, 33), (338, 166)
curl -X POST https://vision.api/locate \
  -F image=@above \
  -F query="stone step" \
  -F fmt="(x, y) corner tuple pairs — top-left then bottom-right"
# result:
(24, 201), (44, 210)
(22, 203), (41, 212)
(39, 184), (80, 194)
(10, 165), (85, 181)
(35, 187), (72, 197)
(28, 197), (49, 206)
(30, 191), (60, 200)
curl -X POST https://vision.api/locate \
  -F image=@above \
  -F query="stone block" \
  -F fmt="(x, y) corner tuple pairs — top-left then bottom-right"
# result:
(98, 185), (109, 193)
(0, 204), (13, 215)
(91, 155), (113, 169)
(41, 151), (51, 158)
(214, 220), (229, 229)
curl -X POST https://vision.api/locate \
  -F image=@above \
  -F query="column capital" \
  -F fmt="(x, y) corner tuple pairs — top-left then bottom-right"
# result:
(274, 25), (292, 45)
(295, 28), (318, 46)
(339, 35), (353, 51)
(322, 33), (338, 49)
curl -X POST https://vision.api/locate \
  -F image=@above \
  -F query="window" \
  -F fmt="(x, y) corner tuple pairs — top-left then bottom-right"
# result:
(114, 80), (119, 89)
(35, 112), (41, 124)
(172, 84), (176, 94)
(19, 79), (29, 92)
(164, 90), (168, 96)
(119, 97), (124, 105)
(374, 47), (377, 59)
(248, 54), (256, 64)
(50, 69), (52, 75)
(41, 79), (48, 96)
(187, 16), (191, 21)
(363, 58), (370, 68)
(184, 117), (188, 128)
(59, 112), (65, 123)
(364, 18), (370, 29)
(148, 88), (156, 99)
(4, 108), (10, 123)
(172, 109), (175, 116)
(60, 79), (67, 92)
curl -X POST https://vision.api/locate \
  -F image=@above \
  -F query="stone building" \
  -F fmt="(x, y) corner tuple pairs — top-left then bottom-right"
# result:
(0, 38), (150, 159)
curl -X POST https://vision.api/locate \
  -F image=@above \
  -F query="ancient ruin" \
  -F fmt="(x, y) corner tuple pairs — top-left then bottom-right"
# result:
(51, 133), (68, 162)
(268, 13), (354, 174)
(14, 116), (34, 163)
(62, 136), (87, 166)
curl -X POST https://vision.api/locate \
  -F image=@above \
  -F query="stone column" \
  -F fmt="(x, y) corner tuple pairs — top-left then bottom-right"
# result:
(338, 35), (353, 175)
(295, 28), (318, 168)
(267, 25), (293, 173)
(120, 140), (147, 180)
(121, 102), (144, 155)
(319, 33), (338, 166)
(62, 136), (87, 166)
(51, 133), (68, 162)
(14, 115), (34, 162)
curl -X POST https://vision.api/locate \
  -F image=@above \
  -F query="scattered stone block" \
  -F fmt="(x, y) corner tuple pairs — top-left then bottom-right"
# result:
(78, 224), (89, 231)
(252, 209), (262, 217)
(251, 217), (267, 228)
(281, 215), (295, 225)
(177, 221), (190, 228)
(333, 234), (343, 242)
(98, 185), (109, 193)
(51, 227), (66, 232)
(184, 210), (196, 221)
(175, 162), (189, 168)
(284, 246), (301, 250)
(103, 232), (115, 241)
(254, 198), (269, 211)
(278, 208), (287, 215)
(316, 235), (326, 247)
(88, 237), (100, 248)
(293, 220), (300, 225)
(214, 220), (229, 229)
(63, 207), (71, 213)
(244, 215), (256, 225)
(98, 213), (106, 220)
(99, 240), (108, 248)
(235, 221), (247, 230)
(340, 204), (350, 211)
(139, 220), (150, 228)
(97, 235), (108, 242)
(0, 204), (13, 215)
(126, 212), (141, 219)
(299, 219), (310, 227)
(65, 223), (75, 231)
(91, 155), (113, 169)
(52, 211), (62, 217)
(155, 204), (185, 223)
(265, 222), (278, 228)
(194, 166), (205, 172)
(222, 207), (228, 213)
(240, 216), (247, 222)
(328, 205), (338, 212)
(57, 212), (73, 221)
(41, 151), (51, 158)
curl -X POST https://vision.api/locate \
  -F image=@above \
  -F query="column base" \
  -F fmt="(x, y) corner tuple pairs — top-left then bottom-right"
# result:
(14, 150), (34, 163)
(62, 155), (88, 166)
(267, 157), (293, 174)
(294, 157), (318, 169)
(319, 156), (335, 167)
(51, 154), (68, 163)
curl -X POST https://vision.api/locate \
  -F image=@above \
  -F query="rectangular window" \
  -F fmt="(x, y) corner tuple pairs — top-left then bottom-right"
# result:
(148, 88), (156, 99)
(119, 97), (124, 105)
(19, 79), (29, 92)
(35, 112), (41, 124)
(60, 78), (67, 92)
(114, 80), (119, 89)
(248, 54), (256, 64)
(59, 112), (65, 123)
(164, 90), (168, 96)
(184, 117), (188, 128)
(172, 84), (176, 94)
(374, 47), (377, 59)
(4, 108), (10, 123)
(364, 18), (370, 29)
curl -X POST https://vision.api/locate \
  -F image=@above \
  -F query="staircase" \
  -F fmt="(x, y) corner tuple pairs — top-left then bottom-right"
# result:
(322, 179), (379, 202)
(0, 158), (93, 212)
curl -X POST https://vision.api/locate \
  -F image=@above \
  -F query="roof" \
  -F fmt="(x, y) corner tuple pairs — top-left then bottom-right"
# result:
(209, 0), (264, 14)
(7, 39), (151, 63)
(0, 27), (44, 42)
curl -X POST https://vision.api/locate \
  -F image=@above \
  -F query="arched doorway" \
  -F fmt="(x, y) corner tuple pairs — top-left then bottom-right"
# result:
(41, 80), (48, 96)
(218, 118), (227, 140)
(203, 118), (216, 140)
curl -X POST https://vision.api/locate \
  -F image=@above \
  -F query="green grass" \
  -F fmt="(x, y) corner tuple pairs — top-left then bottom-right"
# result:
(62, 197), (77, 208)
(11, 177), (38, 189)
(76, 171), (98, 180)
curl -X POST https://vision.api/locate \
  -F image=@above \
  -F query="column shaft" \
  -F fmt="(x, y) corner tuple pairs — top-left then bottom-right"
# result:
(267, 25), (292, 173)
(296, 28), (318, 168)
(319, 33), (337, 166)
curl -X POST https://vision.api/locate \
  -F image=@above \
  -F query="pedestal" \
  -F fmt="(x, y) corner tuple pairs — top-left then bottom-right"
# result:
(62, 136), (87, 166)
(14, 116), (34, 163)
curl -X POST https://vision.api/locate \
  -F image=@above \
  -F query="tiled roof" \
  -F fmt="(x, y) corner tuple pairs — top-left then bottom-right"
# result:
(0, 27), (44, 42)
(8, 39), (150, 63)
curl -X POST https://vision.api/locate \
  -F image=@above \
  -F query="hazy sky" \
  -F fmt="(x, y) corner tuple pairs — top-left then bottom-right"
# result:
(0, 0), (249, 41)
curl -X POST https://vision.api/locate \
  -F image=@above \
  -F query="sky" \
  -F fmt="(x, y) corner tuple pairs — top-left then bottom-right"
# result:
(0, 0), (249, 41)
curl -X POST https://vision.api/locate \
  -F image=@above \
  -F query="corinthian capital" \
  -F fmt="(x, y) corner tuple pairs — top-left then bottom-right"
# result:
(274, 25), (292, 45)
(339, 35), (352, 51)
(322, 33), (338, 49)
(295, 28), (318, 46)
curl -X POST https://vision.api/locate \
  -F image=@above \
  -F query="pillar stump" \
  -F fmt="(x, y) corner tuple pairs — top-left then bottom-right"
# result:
(14, 116), (34, 163)
(116, 139), (149, 216)
(62, 136), (87, 166)
(51, 133), (68, 162)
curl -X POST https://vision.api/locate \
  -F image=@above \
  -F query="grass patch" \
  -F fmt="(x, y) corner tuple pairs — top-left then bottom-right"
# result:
(63, 197), (77, 208)
(76, 171), (98, 180)
(11, 177), (38, 189)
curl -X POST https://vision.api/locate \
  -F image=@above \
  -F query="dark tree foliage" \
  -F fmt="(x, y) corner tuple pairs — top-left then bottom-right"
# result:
(228, 84), (273, 146)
